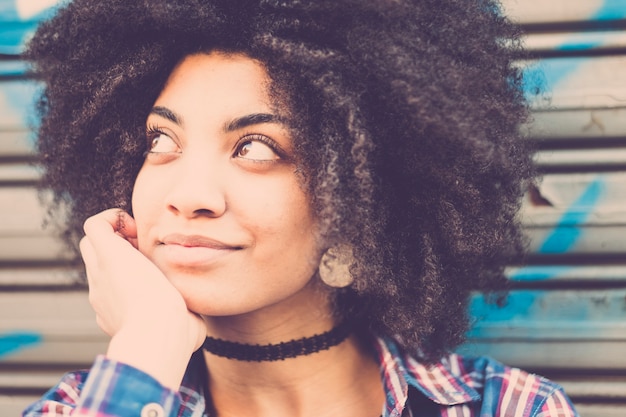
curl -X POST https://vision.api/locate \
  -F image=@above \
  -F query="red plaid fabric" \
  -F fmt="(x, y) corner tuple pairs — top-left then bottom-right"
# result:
(23, 337), (578, 417)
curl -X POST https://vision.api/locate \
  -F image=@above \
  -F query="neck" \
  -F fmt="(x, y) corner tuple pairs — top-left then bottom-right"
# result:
(202, 320), (352, 361)
(199, 284), (384, 417)
(203, 333), (384, 417)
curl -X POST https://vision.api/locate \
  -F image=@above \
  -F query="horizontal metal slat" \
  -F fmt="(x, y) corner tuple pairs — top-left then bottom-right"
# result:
(0, 267), (80, 287)
(0, 291), (104, 366)
(522, 172), (626, 224)
(459, 340), (626, 370)
(0, 130), (34, 156)
(0, 162), (39, 183)
(526, 226), (626, 255)
(524, 30), (626, 54)
(535, 147), (626, 168)
(506, 264), (626, 282)
(469, 289), (626, 340)
(558, 377), (626, 400)
(501, 0), (626, 25)
(0, 339), (106, 366)
(0, 60), (28, 78)
(0, 186), (71, 262)
(0, 369), (73, 391)
(0, 291), (97, 335)
(0, 396), (40, 417)
(524, 56), (626, 110)
(526, 107), (626, 139)
(0, 187), (56, 233)
(574, 404), (626, 417)
(0, 80), (39, 130)
(0, 236), (71, 262)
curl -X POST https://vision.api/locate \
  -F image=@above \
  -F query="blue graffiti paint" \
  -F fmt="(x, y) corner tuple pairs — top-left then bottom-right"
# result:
(0, 21), (40, 54)
(557, 39), (604, 52)
(539, 177), (606, 254)
(471, 177), (608, 337)
(524, 59), (571, 98)
(509, 265), (572, 281)
(0, 0), (20, 20)
(0, 331), (42, 358)
(1, 80), (43, 130)
(522, 1), (626, 97)
(592, 0), (626, 21)
(467, 291), (539, 338)
(0, 60), (29, 77)
(0, 0), (62, 55)
(468, 4), (620, 343)
(522, 56), (596, 101)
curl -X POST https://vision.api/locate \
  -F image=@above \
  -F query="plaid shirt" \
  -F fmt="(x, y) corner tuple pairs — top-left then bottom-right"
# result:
(23, 336), (578, 417)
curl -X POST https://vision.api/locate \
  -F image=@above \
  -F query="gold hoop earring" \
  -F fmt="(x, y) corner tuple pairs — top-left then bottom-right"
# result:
(318, 246), (354, 288)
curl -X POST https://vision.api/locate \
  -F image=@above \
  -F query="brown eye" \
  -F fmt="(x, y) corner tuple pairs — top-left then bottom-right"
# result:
(148, 133), (179, 154)
(235, 137), (280, 161)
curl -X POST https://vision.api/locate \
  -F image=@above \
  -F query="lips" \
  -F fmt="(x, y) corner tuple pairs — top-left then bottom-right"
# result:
(156, 233), (242, 267)
(161, 233), (241, 250)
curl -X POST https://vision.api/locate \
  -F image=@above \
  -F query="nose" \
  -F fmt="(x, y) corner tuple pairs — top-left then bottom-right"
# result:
(165, 154), (227, 219)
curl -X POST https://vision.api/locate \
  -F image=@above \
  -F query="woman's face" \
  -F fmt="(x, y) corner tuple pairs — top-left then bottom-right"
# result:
(132, 52), (324, 318)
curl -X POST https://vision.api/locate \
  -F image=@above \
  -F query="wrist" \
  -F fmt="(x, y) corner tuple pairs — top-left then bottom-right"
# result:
(106, 323), (196, 390)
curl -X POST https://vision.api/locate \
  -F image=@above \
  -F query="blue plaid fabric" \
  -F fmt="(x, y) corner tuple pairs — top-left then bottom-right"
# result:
(23, 336), (578, 417)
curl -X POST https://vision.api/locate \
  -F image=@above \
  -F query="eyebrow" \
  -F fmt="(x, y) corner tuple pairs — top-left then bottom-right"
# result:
(150, 106), (183, 126)
(149, 106), (282, 132)
(224, 113), (281, 132)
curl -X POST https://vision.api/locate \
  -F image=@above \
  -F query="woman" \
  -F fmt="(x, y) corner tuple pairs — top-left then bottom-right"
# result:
(23, 0), (578, 416)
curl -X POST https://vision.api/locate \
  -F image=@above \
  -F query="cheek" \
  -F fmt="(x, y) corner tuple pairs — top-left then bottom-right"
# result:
(265, 189), (320, 268)
(130, 168), (154, 245)
(243, 178), (316, 234)
(130, 170), (144, 220)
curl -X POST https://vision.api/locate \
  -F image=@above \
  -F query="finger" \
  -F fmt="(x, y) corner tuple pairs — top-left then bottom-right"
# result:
(114, 212), (138, 249)
(79, 236), (98, 286)
(79, 235), (96, 265)
(125, 235), (139, 250)
(83, 208), (132, 235)
(115, 210), (138, 241)
(83, 209), (137, 251)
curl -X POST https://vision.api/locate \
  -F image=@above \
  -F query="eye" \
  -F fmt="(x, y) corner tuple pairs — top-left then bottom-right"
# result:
(146, 129), (180, 154)
(235, 135), (281, 162)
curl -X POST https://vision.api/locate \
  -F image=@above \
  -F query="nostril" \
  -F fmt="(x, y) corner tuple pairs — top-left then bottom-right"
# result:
(193, 208), (218, 217)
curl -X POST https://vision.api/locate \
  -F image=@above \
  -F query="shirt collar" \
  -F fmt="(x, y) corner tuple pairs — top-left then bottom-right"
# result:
(374, 336), (480, 415)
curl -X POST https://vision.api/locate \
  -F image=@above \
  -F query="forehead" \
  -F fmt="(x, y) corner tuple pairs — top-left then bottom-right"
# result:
(155, 52), (275, 114)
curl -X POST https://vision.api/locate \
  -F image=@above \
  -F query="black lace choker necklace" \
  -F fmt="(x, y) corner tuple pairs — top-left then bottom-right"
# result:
(202, 322), (351, 361)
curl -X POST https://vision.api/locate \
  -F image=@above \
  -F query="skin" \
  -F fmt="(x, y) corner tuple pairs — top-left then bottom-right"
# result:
(79, 52), (384, 417)
(134, 52), (327, 323)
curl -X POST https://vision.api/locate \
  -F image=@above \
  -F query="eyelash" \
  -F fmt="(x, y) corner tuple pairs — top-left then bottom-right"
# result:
(145, 123), (167, 141)
(144, 126), (288, 161)
(236, 133), (287, 160)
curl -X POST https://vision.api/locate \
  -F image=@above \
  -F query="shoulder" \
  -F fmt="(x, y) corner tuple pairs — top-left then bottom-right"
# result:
(376, 337), (579, 416)
(23, 354), (205, 417)
(444, 354), (579, 417)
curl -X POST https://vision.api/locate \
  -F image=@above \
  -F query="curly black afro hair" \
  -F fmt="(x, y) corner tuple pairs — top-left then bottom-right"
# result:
(25, 0), (533, 360)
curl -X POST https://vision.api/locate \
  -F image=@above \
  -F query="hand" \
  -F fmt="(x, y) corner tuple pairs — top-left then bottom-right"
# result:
(80, 208), (207, 388)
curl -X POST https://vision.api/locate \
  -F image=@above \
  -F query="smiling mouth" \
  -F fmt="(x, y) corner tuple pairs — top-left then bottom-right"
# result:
(161, 234), (242, 249)
(157, 234), (242, 266)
